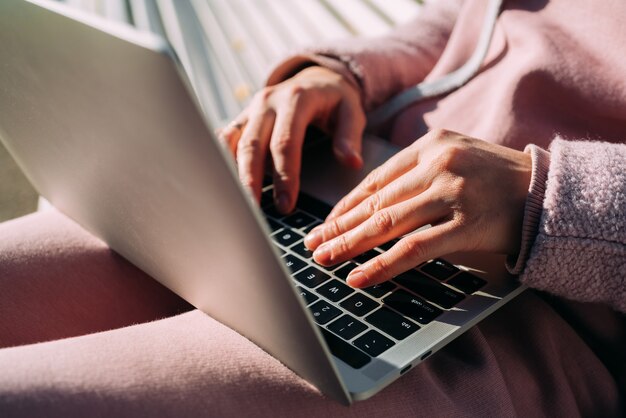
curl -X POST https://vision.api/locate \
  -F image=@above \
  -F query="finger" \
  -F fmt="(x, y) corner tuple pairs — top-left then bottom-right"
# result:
(312, 190), (447, 266)
(345, 222), (459, 288)
(270, 96), (314, 213)
(332, 98), (365, 169)
(326, 143), (421, 220)
(305, 165), (431, 249)
(236, 109), (275, 202)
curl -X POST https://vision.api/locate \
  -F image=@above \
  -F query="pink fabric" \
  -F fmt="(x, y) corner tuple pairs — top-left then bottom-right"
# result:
(268, 0), (626, 313)
(1, 0), (625, 414)
(0, 210), (621, 416)
(524, 139), (626, 312)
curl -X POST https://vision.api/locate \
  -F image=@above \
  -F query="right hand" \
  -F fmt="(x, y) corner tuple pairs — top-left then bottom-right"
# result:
(219, 66), (366, 214)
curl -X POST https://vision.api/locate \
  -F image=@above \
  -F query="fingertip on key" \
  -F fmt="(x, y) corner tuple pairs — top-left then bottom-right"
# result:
(313, 243), (331, 265)
(347, 270), (368, 288)
(304, 229), (322, 249)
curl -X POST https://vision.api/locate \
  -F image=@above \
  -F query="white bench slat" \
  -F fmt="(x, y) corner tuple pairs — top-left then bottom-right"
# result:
(287, 0), (354, 40)
(322, 0), (392, 37)
(129, 0), (166, 35)
(191, 0), (255, 112)
(156, 0), (227, 125)
(365, 0), (422, 25)
(56, 0), (423, 127)
(206, 0), (271, 88)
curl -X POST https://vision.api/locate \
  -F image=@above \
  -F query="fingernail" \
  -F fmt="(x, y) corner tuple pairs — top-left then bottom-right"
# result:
(350, 150), (363, 167)
(276, 192), (290, 213)
(347, 270), (368, 288)
(304, 229), (323, 249)
(313, 243), (332, 264)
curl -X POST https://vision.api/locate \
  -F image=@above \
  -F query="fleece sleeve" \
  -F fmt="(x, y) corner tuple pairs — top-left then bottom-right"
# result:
(515, 139), (626, 313)
(266, 0), (465, 111)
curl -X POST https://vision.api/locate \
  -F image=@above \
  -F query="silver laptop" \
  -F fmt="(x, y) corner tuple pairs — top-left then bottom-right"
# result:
(0, 0), (525, 404)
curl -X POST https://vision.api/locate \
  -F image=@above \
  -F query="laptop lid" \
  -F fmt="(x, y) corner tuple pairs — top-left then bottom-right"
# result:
(0, 0), (352, 404)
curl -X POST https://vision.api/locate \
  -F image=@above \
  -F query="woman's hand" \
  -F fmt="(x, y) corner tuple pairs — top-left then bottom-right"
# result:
(219, 66), (366, 213)
(304, 129), (532, 288)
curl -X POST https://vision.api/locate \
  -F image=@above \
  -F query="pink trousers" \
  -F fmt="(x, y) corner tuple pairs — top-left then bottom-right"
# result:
(0, 210), (620, 416)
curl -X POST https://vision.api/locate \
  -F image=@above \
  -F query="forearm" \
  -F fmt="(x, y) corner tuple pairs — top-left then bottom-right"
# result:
(516, 139), (626, 312)
(267, 0), (465, 111)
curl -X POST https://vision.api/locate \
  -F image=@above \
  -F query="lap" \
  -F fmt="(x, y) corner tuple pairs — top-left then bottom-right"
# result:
(0, 209), (191, 347)
(0, 211), (620, 417)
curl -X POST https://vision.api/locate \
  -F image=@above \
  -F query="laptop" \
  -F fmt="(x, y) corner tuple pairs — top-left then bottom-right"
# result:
(0, 0), (525, 405)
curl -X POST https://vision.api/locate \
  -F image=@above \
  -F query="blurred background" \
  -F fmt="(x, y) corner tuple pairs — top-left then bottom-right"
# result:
(0, 0), (423, 222)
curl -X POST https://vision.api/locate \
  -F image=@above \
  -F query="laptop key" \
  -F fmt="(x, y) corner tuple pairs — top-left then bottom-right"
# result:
(309, 300), (341, 324)
(315, 260), (343, 272)
(363, 281), (396, 298)
(377, 239), (399, 252)
(272, 229), (303, 247)
(302, 221), (322, 235)
(266, 218), (282, 232)
(263, 204), (287, 220)
(334, 262), (358, 281)
(339, 293), (379, 317)
(296, 287), (318, 305)
(291, 242), (313, 259)
(294, 266), (330, 288)
(327, 314), (368, 340)
(394, 270), (465, 309)
(297, 192), (333, 219)
(420, 259), (459, 280)
(283, 210), (316, 229)
(383, 290), (443, 325)
(447, 272), (487, 294)
(261, 189), (274, 208)
(319, 327), (370, 369)
(353, 249), (382, 264)
(366, 308), (420, 340)
(353, 330), (395, 357)
(282, 254), (306, 273)
(317, 279), (354, 302)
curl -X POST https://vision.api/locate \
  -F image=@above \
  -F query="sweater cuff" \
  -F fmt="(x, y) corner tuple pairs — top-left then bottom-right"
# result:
(265, 53), (363, 100)
(506, 144), (551, 274)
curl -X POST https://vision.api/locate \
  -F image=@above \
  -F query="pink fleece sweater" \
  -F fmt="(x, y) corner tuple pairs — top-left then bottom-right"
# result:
(269, 0), (626, 313)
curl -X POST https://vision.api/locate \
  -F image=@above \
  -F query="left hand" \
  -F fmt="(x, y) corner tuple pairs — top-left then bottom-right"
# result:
(303, 129), (532, 288)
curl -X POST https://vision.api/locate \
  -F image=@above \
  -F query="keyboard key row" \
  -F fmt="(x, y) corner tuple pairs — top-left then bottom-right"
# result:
(394, 270), (465, 309)
(383, 290), (443, 325)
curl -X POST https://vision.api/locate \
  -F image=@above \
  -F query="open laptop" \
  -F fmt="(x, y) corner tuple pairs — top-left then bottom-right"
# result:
(0, 0), (525, 405)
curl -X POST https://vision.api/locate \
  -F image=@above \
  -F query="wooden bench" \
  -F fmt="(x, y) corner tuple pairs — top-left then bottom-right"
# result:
(58, 0), (422, 126)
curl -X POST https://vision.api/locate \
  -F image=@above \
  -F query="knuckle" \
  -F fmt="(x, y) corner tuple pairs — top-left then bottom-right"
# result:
(400, 238), (428, 263)
(372, 210), (395, 235)
(334, 235), (350, 255)
(237, 137), (262, 155)
(273, 171), (296, 188)
(370, 256), (392, 279)
(239, 175), (260, 191)
(257, 86), (274, 102)
(326, 218), (344, 239)
(287, 83), (305, 98)
(365, 194), (381, 216)
(270, 135), (293, 156)
(435, 143), (467, 171)
(361, 169), (381, 193)
(428, 128), (453, 142)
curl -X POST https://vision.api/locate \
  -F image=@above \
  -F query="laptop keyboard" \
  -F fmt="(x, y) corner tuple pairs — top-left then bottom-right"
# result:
(261, 181), (486, 369)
